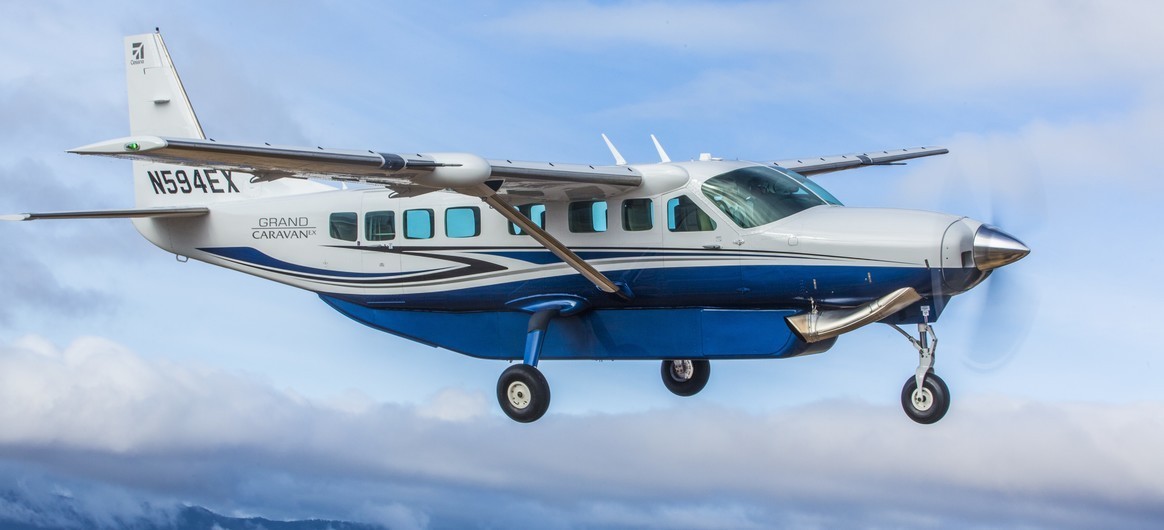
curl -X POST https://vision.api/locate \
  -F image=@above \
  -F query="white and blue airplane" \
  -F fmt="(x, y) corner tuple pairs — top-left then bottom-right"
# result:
(5, 32), (1028, 423)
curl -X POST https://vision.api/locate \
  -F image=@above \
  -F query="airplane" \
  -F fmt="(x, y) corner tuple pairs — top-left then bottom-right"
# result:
(4, 32), (1029, 424)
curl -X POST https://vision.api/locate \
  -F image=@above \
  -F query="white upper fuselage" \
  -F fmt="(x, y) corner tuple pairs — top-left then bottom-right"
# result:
(139, 159), (982, 312)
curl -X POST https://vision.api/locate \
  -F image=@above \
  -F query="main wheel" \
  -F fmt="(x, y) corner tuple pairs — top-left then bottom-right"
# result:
(901, 372), (950, 424)
(661, 359), (710, 397)
(497, 364), (551, 423)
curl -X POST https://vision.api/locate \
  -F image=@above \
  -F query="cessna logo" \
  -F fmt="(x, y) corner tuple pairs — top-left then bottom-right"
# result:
(130, 42), (145, 65)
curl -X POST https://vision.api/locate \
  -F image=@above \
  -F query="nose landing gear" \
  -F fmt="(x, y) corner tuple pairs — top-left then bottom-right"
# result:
(890, 306), (950, 424)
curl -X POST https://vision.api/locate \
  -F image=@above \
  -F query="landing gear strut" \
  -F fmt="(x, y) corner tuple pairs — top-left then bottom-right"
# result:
(497, 309), (555, 423)
(890, 307), (950, 424)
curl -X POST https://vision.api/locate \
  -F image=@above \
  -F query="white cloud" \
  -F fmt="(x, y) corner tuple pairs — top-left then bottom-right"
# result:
(417, 387), (488, 422)
(492, 0), (1164, 96)
(0, 336), (1160, 528)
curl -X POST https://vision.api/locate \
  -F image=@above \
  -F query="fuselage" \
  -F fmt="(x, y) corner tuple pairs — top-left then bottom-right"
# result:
(138, 160), (987, 351)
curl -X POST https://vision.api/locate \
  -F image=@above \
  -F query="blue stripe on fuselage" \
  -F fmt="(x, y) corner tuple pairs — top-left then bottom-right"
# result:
(327, 264), (936, 312)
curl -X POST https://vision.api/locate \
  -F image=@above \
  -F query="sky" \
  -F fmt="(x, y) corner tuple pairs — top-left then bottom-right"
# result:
(0, 1), (1162, 528)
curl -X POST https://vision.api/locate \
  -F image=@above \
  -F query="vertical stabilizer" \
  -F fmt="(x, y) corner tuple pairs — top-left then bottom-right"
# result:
(126, 32), (204, 139)
(120, 31), (328, 249)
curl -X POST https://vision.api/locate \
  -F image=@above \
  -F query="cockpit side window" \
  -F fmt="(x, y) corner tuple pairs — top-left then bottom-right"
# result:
(667, 195), (717, 232)
(701, 166), (836, 228)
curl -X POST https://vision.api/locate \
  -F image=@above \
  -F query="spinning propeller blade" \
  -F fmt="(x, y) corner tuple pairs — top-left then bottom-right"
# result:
(965, 267), (1038, 371)
(927, 142), (1043, 371)
(964, 150), (1043, 370)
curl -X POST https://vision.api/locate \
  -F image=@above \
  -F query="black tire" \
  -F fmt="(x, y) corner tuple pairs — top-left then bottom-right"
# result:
(661, 359), (710, 397)
(901, 372), (950, 424)
(497, 364), (551, 423)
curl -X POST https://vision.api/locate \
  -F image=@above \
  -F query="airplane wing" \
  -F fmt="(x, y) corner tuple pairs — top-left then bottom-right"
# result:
(0, 206), (209, 221)
(64, 136), (944, 298)
(68, 135), (639, 295)
(771, 146), (948, 177)
(70, 136), (642, 201)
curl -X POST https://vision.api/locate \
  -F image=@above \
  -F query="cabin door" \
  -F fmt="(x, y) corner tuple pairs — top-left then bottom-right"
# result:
(360, 190), (402, 297)
(660, 192), (743, 303)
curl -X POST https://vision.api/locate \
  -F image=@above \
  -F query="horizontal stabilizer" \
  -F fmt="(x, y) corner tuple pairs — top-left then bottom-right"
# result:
(0, 206), (209, 221)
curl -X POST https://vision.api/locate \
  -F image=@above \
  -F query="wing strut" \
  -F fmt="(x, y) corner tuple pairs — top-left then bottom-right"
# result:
(480, 193), (627, 298)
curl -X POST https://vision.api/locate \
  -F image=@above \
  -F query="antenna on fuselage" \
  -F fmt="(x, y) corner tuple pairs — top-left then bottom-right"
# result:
(601, 134), (627, 166)
(650, 134), (671, 163)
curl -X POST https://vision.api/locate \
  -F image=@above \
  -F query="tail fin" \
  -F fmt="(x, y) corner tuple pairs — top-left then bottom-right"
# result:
(126, 31), (214, 210)
(126, 32), (204, 139)
(123, 32), (326, 209)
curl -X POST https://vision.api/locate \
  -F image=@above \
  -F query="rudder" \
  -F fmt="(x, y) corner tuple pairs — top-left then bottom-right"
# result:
(125, 32), (204, 139)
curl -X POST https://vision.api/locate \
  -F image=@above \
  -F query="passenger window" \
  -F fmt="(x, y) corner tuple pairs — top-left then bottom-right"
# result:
(667, 196), (717, 232)
(508, 203), (546, 235)
(365, 211), (395, 241)
(622, 199), (653, 231)
(404, 209), (434, 239)
(329, 212), (358, 241)
(445, 207), (480, 238)
(568, 201), (607, 233)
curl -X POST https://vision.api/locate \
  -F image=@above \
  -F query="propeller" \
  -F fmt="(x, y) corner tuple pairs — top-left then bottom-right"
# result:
(964, 264), (1038, 371)
(915, 137), (1044, 371)
(959, 144), (1044, 371)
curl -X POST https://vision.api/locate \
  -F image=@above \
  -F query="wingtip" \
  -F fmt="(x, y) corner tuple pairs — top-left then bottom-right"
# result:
(0, 214), (30, 222)
(68, 135), (167, 155)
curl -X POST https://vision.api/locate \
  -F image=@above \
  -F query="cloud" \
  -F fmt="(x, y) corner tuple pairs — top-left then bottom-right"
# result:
(492, 0), (1164, 97)
(0, 335), (1160, 528)
(417, 388), (489, 422)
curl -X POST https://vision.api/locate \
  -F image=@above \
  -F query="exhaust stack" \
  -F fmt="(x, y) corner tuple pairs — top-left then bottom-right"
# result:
(787, 287), (923, 343)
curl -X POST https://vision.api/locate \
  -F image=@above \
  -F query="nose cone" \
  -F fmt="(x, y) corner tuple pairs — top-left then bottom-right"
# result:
(973, 225), (1030, 271)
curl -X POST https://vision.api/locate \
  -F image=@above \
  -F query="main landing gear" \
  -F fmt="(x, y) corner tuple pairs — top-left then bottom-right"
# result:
(496, 309), (555, 423)
(497, 364), (550, 423)
(661, 359), (710, 397)
(495, 307), (716, 422)
(890, 307), (950, 424)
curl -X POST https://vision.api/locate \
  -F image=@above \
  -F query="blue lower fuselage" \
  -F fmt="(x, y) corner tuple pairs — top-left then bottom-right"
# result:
(307, 257), (976, 362)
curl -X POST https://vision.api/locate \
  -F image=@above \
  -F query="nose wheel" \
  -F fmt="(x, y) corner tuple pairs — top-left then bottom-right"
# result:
(900, 371), (949, 424)
(890, 306), (951, 424)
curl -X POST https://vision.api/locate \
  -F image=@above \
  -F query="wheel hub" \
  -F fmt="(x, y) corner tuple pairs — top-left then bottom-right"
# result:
(670, 360), (694, 382)
(507, 381), (531, 410)
(911, 387), (934, 412)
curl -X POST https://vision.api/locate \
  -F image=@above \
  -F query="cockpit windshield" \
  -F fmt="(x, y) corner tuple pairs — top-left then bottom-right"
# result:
(700, 166), (842, 228)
